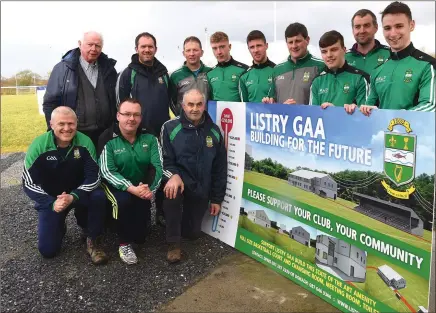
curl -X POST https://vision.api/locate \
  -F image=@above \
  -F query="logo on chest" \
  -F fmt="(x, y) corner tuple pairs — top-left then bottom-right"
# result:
(158, 77), (164, 84)
(46, 156), (57, 161)
(231, 74), (237, 82)
(245, 80), (254, 86)
(73, 148), (81, 159)
(377, 56), (385, 65)
(302, 72), (310, 82)
(267, 76), (273, 84)
(142, 143), (149, 152)
(343, 83), (350, 94)
(375, 76), (386, 84)
(319, 88), (329, 95)
(114, 148), (126, 155)
(210, 77), (219, 83)
(180, 80), (190, 87)
(404, 69), (413, 83)
(206, 136), (214, 148)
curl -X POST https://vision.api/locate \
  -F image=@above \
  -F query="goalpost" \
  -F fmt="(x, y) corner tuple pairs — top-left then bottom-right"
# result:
(0, 86), (38, 96)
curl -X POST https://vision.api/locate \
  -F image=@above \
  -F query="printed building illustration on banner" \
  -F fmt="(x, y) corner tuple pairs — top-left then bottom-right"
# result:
(377, 264), (406, 290)
(279, 223), (287, 234)
(288, 170), (338, 200)
(247, 210), (271, 228)
(290, 226), (310, 247)
(353, 192), (424, 236)
(315, 234), (366, 282)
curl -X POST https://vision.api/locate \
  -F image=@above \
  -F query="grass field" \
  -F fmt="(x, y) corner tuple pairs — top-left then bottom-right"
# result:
(244, 171), (432, 252)
(1, 95), (46, 153)
(352, 254), (429, 312)
(238, 215), (316, 262)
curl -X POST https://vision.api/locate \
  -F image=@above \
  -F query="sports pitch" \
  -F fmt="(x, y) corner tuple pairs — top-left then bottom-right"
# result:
(244, 171), (432, 251)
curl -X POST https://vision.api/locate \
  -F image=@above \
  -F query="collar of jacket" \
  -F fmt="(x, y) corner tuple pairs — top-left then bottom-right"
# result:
(179, 110), (214, 129)
(349, 39), (385, 56)
(183, 61), (206, 72)
(216, 56), (239, 68)
(287, 52), (312, 65)
(251, 58), (275, 69)
(129, 54), (168, 77)
(324, 61), (350, 75)
(61, 48), (116, 70)
(390, 42), (415, 60)
(111, 122), (149, 140)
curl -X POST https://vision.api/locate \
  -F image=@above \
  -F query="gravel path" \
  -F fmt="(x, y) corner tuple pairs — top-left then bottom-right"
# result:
(1, 154), (237, 312)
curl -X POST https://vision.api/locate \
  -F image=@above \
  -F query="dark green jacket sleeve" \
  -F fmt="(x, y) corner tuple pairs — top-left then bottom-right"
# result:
(412, 63), (436, 112)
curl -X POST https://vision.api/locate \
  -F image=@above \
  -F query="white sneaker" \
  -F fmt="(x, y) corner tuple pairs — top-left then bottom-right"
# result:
(118, 244), (138, 265)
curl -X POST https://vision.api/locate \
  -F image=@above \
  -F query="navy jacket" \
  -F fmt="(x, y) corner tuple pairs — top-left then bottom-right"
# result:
(160, 112), (227, 204)
(42, 48), (118, 129)
(22, 131), (100, 211)
(116, 54), (176, 136)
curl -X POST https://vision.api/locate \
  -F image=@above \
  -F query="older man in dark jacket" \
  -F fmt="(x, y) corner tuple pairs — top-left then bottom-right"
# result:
(160, 88), (227, 264)
(43, 31), (118, 147)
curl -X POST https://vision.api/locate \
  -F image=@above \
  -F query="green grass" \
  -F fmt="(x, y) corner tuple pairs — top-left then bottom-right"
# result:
(1, 95), (46, 153)
(361, 254), (429, 312)
(239, 215), (316, 262)
(244, 171), (432, 251)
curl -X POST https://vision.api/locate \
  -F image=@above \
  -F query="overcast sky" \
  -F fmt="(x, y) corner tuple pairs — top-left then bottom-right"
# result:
(1, 1), (435, 78)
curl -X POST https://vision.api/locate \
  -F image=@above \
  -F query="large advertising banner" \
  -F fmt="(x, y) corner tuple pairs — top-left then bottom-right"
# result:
(202, 101), (435, 313)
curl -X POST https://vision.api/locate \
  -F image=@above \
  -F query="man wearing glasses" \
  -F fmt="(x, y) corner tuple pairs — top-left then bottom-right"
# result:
(95, 98), (163, 265)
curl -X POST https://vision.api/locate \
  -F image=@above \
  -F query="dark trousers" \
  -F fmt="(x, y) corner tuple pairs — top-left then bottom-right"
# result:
(155, 185), (165, 219)
(163, 189), (209, 243)
(37, 190), (105, 258)
(93, 186), (151, 244)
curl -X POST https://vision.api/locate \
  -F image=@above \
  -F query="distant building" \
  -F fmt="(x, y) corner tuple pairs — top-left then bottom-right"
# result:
(290, 226), (310, 247)
(353, 192), (424, 236)
(278, 224), (287, 234)
(378, 264), (406, 290)
(316, 234), (366, 282)
(247, 210), (271, 228)
(288, 170), (337, 199)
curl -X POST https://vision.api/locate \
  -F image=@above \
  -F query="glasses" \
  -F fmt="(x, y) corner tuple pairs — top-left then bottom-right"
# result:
(119, 112), (141, 118)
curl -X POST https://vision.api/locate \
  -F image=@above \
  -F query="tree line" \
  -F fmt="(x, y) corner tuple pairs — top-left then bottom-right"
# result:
(246, 155), (434, 228)
(1, 70), (49, 87)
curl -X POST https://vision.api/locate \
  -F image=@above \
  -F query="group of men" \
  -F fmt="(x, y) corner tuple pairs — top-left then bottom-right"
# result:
(23, 1), (435, 266)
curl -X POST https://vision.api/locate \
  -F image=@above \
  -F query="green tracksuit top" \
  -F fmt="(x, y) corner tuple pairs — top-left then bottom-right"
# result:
(207, 57), (248, 101)
(169, 61), (212, 114)
(239, 59), (276, 103)
(366, 43), (436, 112)
(309, 62), (370, 107)
(345, 40), (391, 75)
(98, 126), (163, 192)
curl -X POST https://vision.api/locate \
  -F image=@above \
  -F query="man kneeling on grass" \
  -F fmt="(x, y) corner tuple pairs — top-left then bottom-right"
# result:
(160, 89), (227, 263)
(22, 106), (108, 265)
(95, 98), (163, 265)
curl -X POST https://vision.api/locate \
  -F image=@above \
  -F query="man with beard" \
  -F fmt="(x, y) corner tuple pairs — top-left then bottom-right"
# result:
(361, 1), (436, 114)
(116, 32), (176, 136)
(263, 23), (324, 105)
(345, 9), (390, 74)
(239, 30), (276, 103)
(169, 36), (211, 114)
